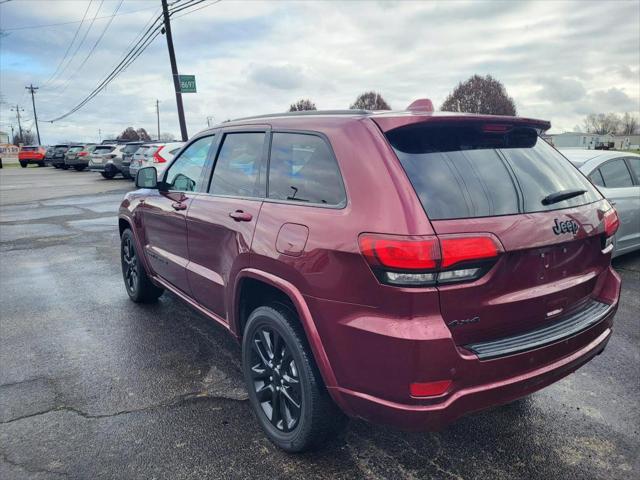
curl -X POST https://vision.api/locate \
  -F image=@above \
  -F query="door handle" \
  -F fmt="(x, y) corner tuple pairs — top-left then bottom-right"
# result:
(171, 202), (187, 211)
(229, 210), (253, 222)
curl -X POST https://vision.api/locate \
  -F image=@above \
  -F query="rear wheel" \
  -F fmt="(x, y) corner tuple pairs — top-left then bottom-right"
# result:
(38, 162), (45, 167)
(62, 165), (69, 170)
(242, 304), (346, 452)
(120, 229), (164, 303)
(101, 171), (116, 179)
(74, 165), (85, 171)
(20, 161), (27, 168)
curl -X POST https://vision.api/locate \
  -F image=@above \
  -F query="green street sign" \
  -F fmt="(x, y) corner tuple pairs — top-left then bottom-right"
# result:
(178, 75), (196, 93)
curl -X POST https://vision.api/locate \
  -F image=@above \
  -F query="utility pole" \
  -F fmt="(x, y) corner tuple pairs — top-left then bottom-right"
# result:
(9, 125), (15, 144)
(11, 105), (24, 142)
(161, 0), (188, 141)
(156, 99), (160, 140)
(206, 116), (214, 128)
(98, 129), (102, 142)
(25, 84), (41, 145)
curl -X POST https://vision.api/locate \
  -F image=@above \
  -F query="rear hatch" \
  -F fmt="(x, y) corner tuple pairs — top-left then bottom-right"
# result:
(90, 145), (115, 163)
(382, 120), (613, 346)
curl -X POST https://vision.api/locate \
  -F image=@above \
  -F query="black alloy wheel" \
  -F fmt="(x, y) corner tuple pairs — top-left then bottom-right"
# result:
(250, 325), (302, 432)
(120, 229), (164, 303)
(242, 305), (346, 452)
(121, 234), (138, 295)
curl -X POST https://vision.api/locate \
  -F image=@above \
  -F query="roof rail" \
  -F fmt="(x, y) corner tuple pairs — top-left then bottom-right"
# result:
(231, 109), (372, 122)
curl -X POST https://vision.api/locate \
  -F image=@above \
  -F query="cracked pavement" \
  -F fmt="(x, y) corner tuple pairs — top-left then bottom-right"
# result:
(1, 167), (639, 479)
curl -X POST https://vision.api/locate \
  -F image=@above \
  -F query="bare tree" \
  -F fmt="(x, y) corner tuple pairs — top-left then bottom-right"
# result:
(13, 130), (36, 145)
(289, 99), (317, 112)
(136, 128), (151, 141)
(441, 74), (516, 116)
(117, 127), (139, 141)
(159, 133), (176, 142)
(350, 91), (391, 110)
(620, 112), (639, 135)
(582, 113), (621, 135)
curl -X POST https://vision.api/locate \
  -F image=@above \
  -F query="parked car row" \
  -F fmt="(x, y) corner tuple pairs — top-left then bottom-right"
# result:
(35, 141), (185, 179)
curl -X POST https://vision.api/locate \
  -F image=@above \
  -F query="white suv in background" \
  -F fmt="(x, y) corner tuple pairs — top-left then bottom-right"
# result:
(128, 142), (184, 179)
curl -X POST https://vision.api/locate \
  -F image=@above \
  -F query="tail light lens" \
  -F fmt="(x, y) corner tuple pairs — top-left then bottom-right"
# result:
(359, 233), (501, 287)
(603, 207), (619, 237)
(78, 151), (87, 157)
(153, 146), (166, 163)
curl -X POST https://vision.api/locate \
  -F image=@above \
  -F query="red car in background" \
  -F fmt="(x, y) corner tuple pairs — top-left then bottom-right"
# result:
(119, 100), (621, 452)
(19, 145), (47, 167)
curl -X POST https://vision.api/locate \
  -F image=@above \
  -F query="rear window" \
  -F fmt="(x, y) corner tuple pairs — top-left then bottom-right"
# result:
(144, 147), (159, 157)
(123, 144), (142, 154)
(135, 146), (149, 155)
(22, 146), (38, 151)
(93, 146), (114, 154)
(68, 146), (83, 153)
(55, 146), (69, 152)
(386, 124), (602, 220)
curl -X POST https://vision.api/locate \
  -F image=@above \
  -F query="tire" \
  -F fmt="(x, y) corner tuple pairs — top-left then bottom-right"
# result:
(74, 165), (85, 171)
(242, 304), (346, 452)
(62, 165), (69, 170)
(20, 161), (27, 168)
(38, 162), (45, 167)
(101, 171), (116, 179)
(120, 229), (164, 303)
(53, 164), (60, 169)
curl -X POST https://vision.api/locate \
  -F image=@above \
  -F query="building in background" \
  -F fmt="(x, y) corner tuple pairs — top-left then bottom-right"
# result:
(0, 131), (9, 144)
(544, 132), (638, 150)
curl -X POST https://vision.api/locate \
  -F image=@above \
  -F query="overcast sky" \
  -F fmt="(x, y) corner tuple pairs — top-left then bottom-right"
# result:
(1, 0), (638, 143)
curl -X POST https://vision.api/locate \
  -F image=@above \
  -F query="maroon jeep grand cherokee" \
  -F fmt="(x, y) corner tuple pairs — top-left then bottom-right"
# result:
(119, 100), (621, 452)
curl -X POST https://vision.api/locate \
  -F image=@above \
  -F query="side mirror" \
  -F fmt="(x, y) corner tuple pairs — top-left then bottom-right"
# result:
(136, 166), (158, 189)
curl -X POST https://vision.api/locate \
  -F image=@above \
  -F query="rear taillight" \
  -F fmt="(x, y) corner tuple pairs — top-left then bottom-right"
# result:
(359, 233), (501, 287)
(78, 151), (87, 156)
(603, 207), (619, 238)
(153, 146), (166, 163)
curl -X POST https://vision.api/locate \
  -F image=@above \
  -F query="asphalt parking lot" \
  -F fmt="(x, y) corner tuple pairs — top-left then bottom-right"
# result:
(0, 167), (638, 480)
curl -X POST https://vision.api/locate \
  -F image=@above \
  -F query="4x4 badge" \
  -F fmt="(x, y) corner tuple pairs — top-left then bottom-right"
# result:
(552, 218), (579, 235)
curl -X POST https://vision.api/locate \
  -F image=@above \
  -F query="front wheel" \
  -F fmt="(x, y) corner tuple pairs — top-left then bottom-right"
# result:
(242, 304), (346, 452)
(120, 229), (164, 303)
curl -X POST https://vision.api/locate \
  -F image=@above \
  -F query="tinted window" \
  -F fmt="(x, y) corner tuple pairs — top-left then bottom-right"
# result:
(209, 133), (266, 198)
(599, 159), (633, 188)
(68, 146), (83, 153)
(625, 157), (640, 182)
(386, 124), (601, 220)
(589, 169), (605, 187)
(123, 144), (142, 154)
(93, 146), (114, 154)
(268, 133), (346, 206)
(165, 136), (214, 192)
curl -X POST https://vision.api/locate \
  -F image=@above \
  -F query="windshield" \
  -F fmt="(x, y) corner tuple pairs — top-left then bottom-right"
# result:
(386, 123), (602, 220)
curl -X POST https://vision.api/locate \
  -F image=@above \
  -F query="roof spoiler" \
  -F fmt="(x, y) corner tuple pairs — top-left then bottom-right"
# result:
(406, 98), (434, 112)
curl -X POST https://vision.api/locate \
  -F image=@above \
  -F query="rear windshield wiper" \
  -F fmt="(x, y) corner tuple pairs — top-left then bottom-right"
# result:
(541, 189), (587, 206)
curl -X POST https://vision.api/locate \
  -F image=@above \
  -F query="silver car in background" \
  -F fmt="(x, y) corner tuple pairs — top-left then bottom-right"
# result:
(561, 149), (640, 257)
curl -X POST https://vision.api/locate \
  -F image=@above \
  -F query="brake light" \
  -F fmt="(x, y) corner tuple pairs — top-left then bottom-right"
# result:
(440, 236), (499, 268)
(153, 146), (166, 163)
(603, 208), (619, 237)
(359, 234), (501, 287)
(78, 151), (88, 157)
(359, 236), (439, 270)
(483, 123), (511, 133)
(410, 380), (452, 397)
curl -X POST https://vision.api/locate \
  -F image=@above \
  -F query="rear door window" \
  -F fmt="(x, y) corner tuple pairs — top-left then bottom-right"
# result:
(599, 159), (634, 188)
(268, 133), (346, 206)
(385, 124), (601, 220)
(209, 133), (266, 198)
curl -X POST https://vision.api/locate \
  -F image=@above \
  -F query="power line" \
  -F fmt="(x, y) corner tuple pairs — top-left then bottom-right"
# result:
(173, 0), (221, 19)
(2, 5), (158, 31)
(43, 0), (221, 123)
(45, 0), (105, 92)
(53, 0), (124, 95)
(42, 0), (93, 88)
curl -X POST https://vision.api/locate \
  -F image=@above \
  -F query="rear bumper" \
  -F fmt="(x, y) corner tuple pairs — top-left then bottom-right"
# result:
(65, 157), (88, 166)
(19, 156), (44, 164)
(312, 266), (621, 430)
(88, 161), (119, 173)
